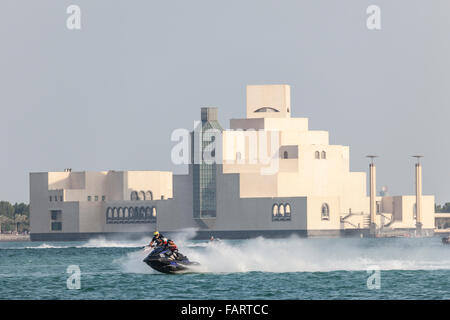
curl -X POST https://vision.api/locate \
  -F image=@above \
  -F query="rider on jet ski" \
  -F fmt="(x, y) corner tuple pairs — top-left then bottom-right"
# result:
(148, 231), (165, 247)
(166, 239), (182, 260)
(146, 231), (184, 260)
(143, 236), (199, 274)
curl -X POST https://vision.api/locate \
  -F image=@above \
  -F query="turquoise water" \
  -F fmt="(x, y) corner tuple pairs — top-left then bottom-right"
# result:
(0, 236), (449, 299)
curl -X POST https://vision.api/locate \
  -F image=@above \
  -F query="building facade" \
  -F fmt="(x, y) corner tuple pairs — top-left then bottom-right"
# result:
(29, 85), (436, 241)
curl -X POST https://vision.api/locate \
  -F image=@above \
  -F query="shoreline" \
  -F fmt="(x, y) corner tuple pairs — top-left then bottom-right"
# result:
(1, 230), (448, 242)
(0, 234), (30, 242)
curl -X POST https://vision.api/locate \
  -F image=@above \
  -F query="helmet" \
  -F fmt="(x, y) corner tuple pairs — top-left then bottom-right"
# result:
(153, 231), (159, 236)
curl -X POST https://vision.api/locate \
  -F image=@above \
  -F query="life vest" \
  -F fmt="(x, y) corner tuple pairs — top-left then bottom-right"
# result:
(167, 240), (177, 251)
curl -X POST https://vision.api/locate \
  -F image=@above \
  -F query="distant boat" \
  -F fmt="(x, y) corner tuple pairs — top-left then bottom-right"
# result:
(442, 236), (450, 245)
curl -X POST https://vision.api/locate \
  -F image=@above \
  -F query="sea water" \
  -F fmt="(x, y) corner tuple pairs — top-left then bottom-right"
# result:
(0, 234), (449, 299)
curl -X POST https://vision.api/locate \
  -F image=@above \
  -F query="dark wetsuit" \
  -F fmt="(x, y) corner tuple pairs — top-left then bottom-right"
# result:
(150, 234), (166, 247)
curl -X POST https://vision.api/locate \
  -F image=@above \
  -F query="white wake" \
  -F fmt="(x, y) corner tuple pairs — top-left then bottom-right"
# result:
(116, 235), (450, 274)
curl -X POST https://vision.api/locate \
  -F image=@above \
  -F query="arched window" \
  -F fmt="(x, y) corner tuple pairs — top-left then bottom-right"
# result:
(138, 191), (145, 201)
(129, 207), (134, 218)
(272, 204), (278, 217)
(124, 207), (129, 218)
(118, 207), (123, 218)
(107, 207), (112, 219)
(130, 191), (138, 201)
(146, 191), (153, 201)
(283, 151), (288, 159)
(254, 107), (280, 113)
(285, 204), (291, 217)
(321, 203), (330, 220)
(321, 151), (326, 159)
(145, 207), (151, 218)
(315, 151), (320, 159)
(140, 207), (145, 218)
(152, 207), (157, 217)
(113, 207), (118, 218)
(279, 204), (285, 216)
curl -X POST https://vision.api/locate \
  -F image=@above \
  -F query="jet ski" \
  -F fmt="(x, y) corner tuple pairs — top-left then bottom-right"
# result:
(442, 236), (450, 245)
(143, 246), (199, 274)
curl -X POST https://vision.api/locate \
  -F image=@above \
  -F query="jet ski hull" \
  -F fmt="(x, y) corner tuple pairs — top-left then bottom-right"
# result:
(143, 248), (199, 274)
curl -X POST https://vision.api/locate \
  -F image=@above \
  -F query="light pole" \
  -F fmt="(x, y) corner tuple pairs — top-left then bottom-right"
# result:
(412, 155), (423, 235)
(366, 155), (378, 236)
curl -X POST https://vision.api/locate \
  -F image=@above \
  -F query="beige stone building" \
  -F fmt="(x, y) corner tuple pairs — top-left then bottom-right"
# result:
(30, 85), (436, 240)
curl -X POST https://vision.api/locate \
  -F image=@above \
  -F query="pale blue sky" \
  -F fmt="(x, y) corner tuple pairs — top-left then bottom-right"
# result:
(0, 0), (449, 204)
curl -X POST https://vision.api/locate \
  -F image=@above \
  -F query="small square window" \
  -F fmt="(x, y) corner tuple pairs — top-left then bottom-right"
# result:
(102, 196), (106, 201)
(88, 196), (91, 201)
(50, 210), (62, 221)
(95, 196), (99, 201)
(51, 222), (62, 231)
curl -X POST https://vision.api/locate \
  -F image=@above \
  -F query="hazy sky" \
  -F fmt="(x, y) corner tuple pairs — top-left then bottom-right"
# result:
(1, 0), (449, 204)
